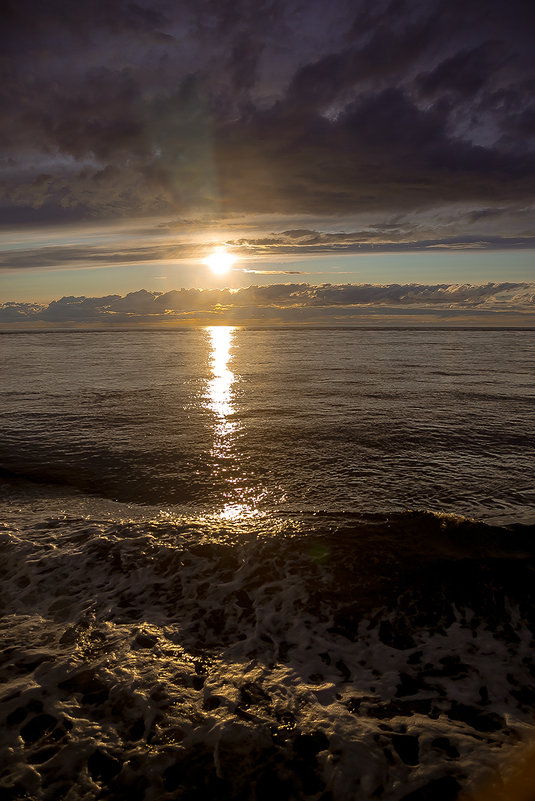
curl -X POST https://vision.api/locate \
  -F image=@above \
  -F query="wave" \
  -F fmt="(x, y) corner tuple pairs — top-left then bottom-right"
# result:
(1, 504), (535, 800)
(2, 507), (534, 637)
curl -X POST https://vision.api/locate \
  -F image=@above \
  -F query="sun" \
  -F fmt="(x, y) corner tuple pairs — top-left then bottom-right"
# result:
(203, 247), (236, 275)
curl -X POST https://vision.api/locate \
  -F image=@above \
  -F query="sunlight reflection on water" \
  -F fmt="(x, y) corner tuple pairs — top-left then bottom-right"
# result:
(206, 326), (266, 521)
(207, 325), (236, 422)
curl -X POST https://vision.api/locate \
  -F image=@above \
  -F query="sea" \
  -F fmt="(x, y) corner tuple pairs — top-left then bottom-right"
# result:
(1, 327), (534, 801)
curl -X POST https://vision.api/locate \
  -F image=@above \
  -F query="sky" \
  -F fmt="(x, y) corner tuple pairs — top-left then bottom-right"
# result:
(1, 0), (534, 324)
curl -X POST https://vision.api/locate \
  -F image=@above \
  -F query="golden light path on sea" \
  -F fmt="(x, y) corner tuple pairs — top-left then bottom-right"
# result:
(207, 325), (235, 421)
(206, 326), (265, 522)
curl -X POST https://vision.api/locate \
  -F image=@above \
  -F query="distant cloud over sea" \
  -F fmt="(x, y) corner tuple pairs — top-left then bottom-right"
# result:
(2, 283), (533, 327)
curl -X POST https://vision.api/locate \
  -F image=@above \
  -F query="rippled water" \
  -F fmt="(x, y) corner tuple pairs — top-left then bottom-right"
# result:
(1, 327), (534, 801)
(1, 327), (534, 520)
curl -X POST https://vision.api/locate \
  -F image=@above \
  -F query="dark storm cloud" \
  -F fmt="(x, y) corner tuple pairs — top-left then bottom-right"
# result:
(215, 86), (534, 217)
(1, 0), (534, 227)
(415, 42), (504, 99)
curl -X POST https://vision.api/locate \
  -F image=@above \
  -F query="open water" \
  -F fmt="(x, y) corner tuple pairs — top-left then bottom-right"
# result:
(1, 327), (534, 800)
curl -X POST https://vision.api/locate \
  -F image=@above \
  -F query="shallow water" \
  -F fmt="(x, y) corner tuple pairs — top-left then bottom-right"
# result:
(1, 327), (534, 800)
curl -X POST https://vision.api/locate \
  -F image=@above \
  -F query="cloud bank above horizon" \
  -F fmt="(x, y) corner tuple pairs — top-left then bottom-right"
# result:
(2, 282), (534, 328)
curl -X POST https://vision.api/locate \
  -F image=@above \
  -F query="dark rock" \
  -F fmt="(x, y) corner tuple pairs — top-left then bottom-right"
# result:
(20, 714), (58, 745)
(399, 776), (461, 801)
(392, 734), (419, 766)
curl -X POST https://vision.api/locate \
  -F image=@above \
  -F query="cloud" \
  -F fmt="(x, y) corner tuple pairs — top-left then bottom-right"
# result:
(2, 283), (533, 327)
(415, 41), (504, 100)
(1, 210), (533, 278)
(240, 269), (305, 275)
(229, 231), (535, 255)
(1, 0), (534, 228)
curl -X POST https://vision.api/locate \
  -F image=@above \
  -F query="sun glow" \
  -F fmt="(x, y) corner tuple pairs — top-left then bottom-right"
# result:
(203, 247), (236, 275)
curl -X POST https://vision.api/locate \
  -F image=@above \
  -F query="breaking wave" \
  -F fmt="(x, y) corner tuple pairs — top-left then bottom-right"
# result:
(1, 499), (534, 801)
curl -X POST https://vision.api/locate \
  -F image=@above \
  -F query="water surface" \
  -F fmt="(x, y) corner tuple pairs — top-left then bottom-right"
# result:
(1, 328), (534, 801)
